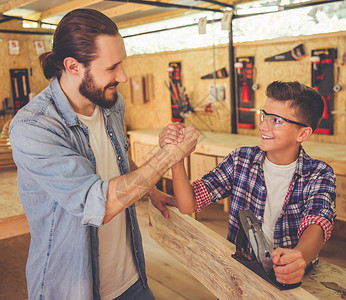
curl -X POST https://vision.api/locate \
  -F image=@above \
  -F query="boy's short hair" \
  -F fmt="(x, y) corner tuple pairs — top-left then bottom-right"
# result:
(266, 81), (324, 131)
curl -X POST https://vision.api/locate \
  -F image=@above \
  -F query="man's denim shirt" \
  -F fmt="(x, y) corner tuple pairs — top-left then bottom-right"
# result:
(9, 78), (147, 300)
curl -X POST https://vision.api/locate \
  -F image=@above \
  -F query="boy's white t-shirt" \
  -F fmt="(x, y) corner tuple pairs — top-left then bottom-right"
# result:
(77, 106), (138, 300)
(262, 157), (297, 246)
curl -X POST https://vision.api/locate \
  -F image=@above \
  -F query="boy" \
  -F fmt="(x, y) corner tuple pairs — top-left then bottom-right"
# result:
(159, 81), (336, 285)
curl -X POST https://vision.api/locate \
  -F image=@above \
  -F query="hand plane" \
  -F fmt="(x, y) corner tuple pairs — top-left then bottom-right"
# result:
(232, 209), (301, 290)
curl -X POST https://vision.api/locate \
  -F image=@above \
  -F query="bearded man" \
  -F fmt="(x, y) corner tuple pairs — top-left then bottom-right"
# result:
(9, 9), (198, 300)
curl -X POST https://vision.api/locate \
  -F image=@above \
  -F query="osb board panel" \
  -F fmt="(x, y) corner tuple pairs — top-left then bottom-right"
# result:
(119, 46), (230, 133)
(118, 32), (346, 145)
(0, 20), (53, 111)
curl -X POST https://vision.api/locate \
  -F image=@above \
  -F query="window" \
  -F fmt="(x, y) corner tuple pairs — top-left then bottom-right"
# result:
(120, 1), (346, 56)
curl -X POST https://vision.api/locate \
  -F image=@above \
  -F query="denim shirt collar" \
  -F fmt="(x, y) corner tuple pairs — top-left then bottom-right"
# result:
(49, 78), (80, 127)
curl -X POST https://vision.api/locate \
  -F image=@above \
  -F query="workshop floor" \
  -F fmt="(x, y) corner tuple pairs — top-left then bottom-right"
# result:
(1, 199), (345, 300)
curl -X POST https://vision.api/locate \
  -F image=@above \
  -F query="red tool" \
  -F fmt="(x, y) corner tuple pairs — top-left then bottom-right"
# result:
(241, 81), (251, 102)
(322, 96), (329, 119)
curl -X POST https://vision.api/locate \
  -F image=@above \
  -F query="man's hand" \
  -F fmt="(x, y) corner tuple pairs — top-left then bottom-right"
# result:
(159, 123), (185, 148)
(148, 188), (177, 218)
(271, 247), (307, 284)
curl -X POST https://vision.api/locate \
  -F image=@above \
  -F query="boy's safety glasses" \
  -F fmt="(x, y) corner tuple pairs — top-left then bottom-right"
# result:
(260, 109), (308, 130)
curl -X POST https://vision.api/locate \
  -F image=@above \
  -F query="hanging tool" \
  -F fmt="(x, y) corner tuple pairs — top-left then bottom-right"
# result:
(322, 96), (329, 119)
(232, 209), (301, 290)
(265, 44), (306, 62)
(333, 66), (342, 93)
(310, 55), (320, 71)
(241, 81), (251, 102)
(194, 102), (214, 113)
(201, 67), (228, 79)
(234, 62), (243, 74)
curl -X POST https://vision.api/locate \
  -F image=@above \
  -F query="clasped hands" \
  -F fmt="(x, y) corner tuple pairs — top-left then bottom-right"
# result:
(159, 123), (198, 162)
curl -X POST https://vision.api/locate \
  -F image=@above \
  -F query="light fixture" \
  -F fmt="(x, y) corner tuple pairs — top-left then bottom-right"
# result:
(236, 6), (279, 15)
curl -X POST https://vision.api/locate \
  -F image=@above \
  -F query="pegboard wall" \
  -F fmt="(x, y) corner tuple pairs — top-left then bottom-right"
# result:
(0, 19), (53, 112)
(118, 31), (346, 145)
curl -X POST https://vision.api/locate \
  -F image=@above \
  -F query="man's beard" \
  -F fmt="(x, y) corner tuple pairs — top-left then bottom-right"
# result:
(79, 68), (119, 109)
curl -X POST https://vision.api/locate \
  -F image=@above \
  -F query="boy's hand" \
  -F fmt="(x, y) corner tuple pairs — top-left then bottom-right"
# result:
(271, 247), (306, 284)
(159, 123), (185, 148)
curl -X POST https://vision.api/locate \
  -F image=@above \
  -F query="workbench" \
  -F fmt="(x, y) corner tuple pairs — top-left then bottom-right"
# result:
(128, 129), (346, 224)
(0, 167), (30, 299)
(149, 201), (346, 300)
(0, 168), (28, 240)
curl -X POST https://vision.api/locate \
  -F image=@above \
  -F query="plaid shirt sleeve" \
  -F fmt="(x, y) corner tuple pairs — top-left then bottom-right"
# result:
(297, 160), (336, 242)
(192, 152), (236, 212)
(298, 215), (334, 242)
(192, 180), (211, 212)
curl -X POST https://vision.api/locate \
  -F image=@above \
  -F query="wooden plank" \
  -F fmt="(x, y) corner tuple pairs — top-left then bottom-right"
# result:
(147, 277), (188, 300)
(0, 214), (29, 240)
(335, 175), (346, 221)
(116, 1), (217, 29)
(39, 0), (104, 20)
(117, 8), (191, 29)
(144, 74), (155, 102)
(301, 260), (346, 299)
(149, 202), (319, 300)
(0, 233), (30, 299)
(130, 76), (146, 104)
(137, 199), (215, 299)
(0, 0), (35, 13)
(103, 3), (153, 18)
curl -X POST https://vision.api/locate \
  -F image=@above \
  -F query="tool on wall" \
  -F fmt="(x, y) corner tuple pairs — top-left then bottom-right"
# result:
(201, 67), (228, 79)
(333, 66), (342, 93)
(236, 56), (256, 129)
(10, 69), (30, 114)
(311, 48), (337, 135)
(167, 62), (193, 122)
(232, 209), (301, 290)
(265, 44), (306, 62)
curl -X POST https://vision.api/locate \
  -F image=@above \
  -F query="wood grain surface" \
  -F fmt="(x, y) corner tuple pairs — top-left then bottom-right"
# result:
(149, 202), (346, 300)
(149, 202), (319, 300)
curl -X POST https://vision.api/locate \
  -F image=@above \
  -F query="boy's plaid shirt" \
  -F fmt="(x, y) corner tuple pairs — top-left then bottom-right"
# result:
(192, 146), (336, 249)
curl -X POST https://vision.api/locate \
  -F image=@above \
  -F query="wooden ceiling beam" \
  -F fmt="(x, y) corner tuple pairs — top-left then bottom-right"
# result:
(102, 3), (151, 18)
(33, 0), (104, 21)
(0, 0), (36, 14)
(103, 0), (179, 19)
(116, 9), (187, 28)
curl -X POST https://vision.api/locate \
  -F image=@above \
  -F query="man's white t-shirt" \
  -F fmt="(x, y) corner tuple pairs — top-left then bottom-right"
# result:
(77, 106), (138, 299)
(262, 157), (297, 246)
